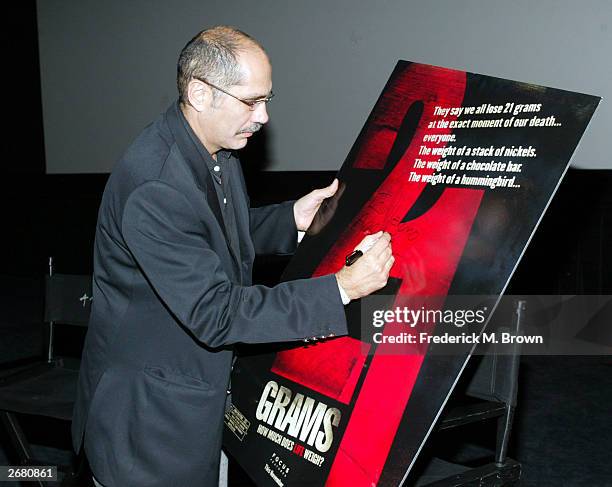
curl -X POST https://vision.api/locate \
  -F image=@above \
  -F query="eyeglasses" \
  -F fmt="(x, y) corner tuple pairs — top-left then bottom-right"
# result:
(194, 77), (274, 111)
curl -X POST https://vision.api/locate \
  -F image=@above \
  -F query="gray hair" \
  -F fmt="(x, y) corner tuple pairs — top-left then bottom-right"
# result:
(177, 26), (264, 104)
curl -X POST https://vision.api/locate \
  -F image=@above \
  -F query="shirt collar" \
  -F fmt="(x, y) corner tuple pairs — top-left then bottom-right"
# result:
(176, 102), (233, 168)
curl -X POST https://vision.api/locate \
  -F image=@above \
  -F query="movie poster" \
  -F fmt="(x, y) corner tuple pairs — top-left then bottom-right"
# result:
(224, 61), (600, 486)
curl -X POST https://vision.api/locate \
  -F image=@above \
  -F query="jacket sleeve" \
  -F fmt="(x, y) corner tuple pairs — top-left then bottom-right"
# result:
(122, 181), (346, 349)
(249, 201), (298, 255)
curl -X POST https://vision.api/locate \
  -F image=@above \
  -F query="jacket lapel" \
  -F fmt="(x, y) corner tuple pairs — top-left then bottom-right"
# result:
(165, 103), (229, 240)
(165, 102), (242, 278)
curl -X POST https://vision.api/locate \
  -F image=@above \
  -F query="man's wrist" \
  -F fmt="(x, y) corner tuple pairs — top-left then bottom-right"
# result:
(293, 202), (303, 232)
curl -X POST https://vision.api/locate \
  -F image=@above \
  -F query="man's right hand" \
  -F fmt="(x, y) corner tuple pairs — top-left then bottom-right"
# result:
(335, 231), (394, 300)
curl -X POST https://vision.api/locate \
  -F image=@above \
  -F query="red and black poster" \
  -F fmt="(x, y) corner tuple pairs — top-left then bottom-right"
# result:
(223, 61), (600, 486)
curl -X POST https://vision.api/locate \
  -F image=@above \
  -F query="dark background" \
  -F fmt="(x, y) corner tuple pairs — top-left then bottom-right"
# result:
(1, 2), (610, 486)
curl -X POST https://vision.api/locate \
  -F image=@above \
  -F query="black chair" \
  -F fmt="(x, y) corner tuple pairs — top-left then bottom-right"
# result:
(0, 258), (92, 486)
(413, 300), (526, 487)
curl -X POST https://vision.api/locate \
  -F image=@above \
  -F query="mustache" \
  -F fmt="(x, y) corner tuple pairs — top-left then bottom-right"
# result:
(238, 123), (263, 134)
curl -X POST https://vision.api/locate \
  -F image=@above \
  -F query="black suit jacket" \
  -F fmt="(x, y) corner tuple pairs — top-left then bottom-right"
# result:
(72, 102), (347, 487)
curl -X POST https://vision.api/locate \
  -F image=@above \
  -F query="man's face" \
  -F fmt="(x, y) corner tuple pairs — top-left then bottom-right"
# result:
(198, 48), (272, 154)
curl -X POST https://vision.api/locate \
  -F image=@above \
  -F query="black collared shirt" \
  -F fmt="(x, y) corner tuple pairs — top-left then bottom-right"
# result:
(178, 110), (242, 274)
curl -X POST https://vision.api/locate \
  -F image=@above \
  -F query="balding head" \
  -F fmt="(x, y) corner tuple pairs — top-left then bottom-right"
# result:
(177, 26), (267, 104)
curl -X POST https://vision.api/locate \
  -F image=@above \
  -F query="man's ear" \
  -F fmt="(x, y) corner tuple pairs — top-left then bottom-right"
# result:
(186, 79), (210, 112)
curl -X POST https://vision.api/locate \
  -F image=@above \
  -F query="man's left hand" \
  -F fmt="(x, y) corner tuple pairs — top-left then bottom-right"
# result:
(293, 178), (339, 232)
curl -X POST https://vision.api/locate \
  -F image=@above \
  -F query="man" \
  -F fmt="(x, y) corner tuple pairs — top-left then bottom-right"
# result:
(72, 26), (394, 487)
